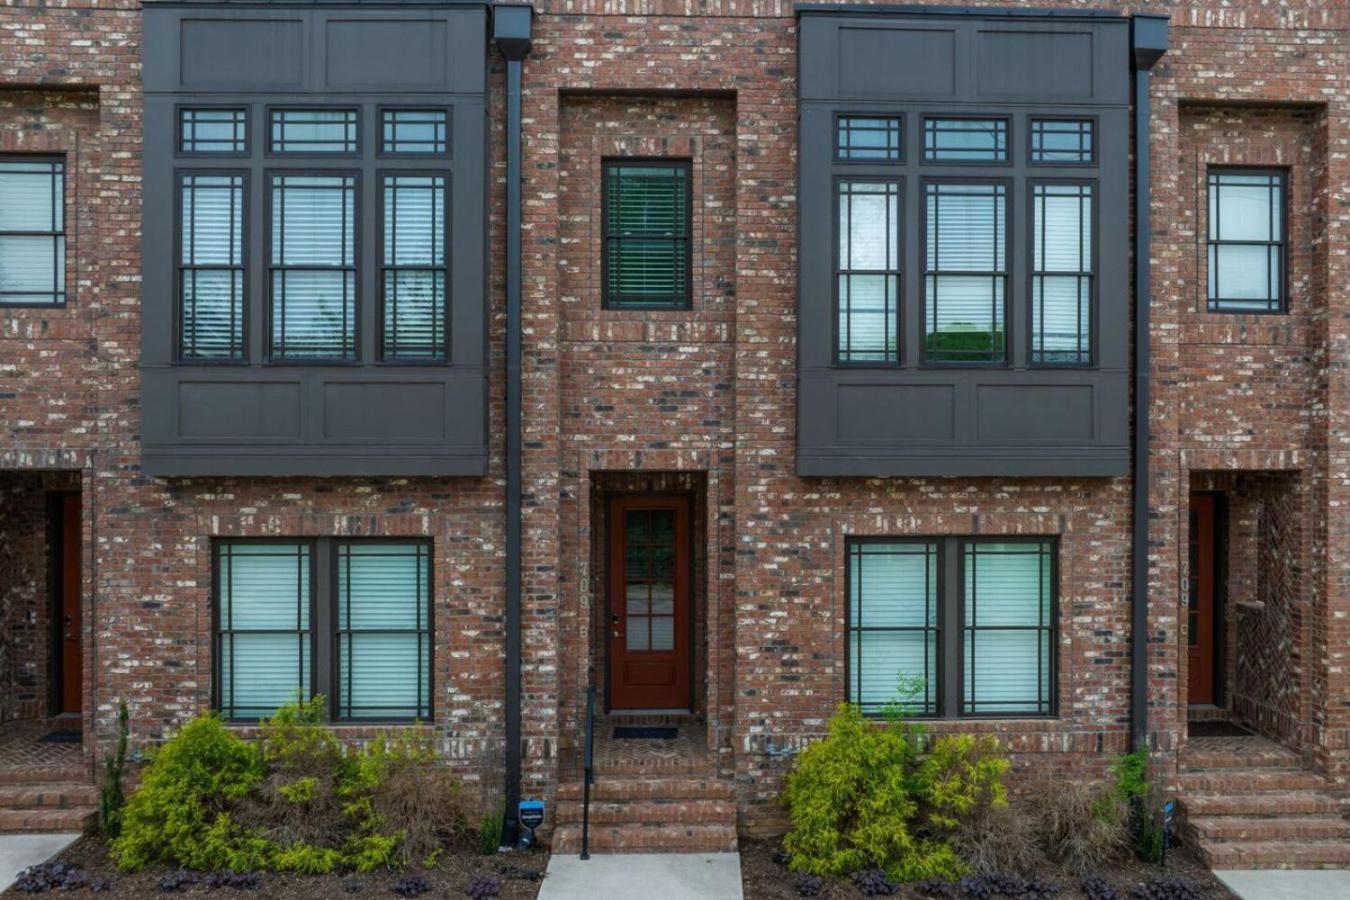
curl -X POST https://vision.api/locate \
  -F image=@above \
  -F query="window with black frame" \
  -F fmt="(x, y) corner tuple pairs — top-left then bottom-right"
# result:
(215, 539), (432, 722)
(271, 109), (358, 154)
(0, 157), (65, 306)
(269, 174), (358, 360)
(924, 181), (1007, 364)
(603, 160), (691, 309)
(836, 180), (901, 363)
(1032, 182), (1093, 365)
(1207, 169), (1285, 313)
(846, 537), (1056, 718)
(837, 115), (902, 161)
(381, 174), (448, 361)
(179, 173), (245, 360)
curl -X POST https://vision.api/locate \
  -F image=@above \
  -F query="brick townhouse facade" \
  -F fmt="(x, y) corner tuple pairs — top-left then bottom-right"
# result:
(0, 0), (1347, 868)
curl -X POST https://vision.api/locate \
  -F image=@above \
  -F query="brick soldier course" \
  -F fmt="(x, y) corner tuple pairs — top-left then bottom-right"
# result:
(0, 0), (1347, 866)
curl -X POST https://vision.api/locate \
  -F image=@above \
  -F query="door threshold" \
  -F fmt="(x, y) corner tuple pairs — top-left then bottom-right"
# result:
(608, 709), (692, 717)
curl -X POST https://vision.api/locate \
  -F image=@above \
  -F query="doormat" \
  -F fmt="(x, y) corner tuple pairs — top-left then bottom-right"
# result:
(612, 726), (678, 740)
(1188, 720), (1253, 738)
(38, 730), (82, 744)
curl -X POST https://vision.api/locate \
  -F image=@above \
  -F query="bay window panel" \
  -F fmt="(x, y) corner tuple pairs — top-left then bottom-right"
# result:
(381, 109), (448, 155)
(270, 109), (357, 154)
(836, 180), (900, 363)
(180, 173), (244, 360)
(924, 182), (1007, 364)
(180, 109), (247, 154)
(270, 174), (357, 360)
(1032, 183), (1093, 365)
(382, 174), (448, 360)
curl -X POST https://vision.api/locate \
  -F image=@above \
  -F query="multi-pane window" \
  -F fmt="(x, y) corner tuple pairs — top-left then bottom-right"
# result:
(270, 109), (358, 154)
(924, 118), (1008, 162)
(847, 541), (939, 715)
(1207, 169), (1285, 313)
(837, 116), (902, 161)
(924, 181), (1007, 364)
(0, 158), (65, 305)
(623, 509), (677, 653)
(336, 543), (432, 720)
(179, 173), (245, 360)
(1032, 183), (1093, 365)
(381, 174), (448, 361)
(381, 109), (448, 155)
(215, 539), (432, 722)
(836, 180), (900, 363)
(269, 174), (357, 360)
(962, 541), (1054, 716)
(847, 537), (1057, 719)
(1030, 119), (1093, 163)
(602, 160), (691, 309)
(180, 109), (247, 154)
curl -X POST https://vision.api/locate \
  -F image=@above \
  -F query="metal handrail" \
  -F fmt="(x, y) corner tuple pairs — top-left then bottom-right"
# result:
(581, 686), (595, 860)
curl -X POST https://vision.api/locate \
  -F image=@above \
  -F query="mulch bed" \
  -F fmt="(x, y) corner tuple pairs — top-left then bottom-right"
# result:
(739, 838), (1235, 900)
(1, 834), (547, 899)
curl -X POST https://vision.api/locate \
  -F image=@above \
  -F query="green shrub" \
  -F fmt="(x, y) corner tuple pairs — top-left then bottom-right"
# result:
(110, 714), (265, 871)
(782, 704), (1009, 883)
(100, 700), (130, 840)
(1110, 750), (1164, 864)
(478, 802), (504, 856)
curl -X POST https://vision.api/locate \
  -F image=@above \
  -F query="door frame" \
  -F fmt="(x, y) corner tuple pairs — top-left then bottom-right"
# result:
(604, 491), (695, 714)
(1187, 491), (1228, 709)
(46, 490), (83, 717)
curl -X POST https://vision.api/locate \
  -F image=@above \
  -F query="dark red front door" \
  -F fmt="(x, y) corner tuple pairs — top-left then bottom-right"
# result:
(1187, 493), (1217, 706)
(609, 495), (690, 711)
(59, 493), (83, 714)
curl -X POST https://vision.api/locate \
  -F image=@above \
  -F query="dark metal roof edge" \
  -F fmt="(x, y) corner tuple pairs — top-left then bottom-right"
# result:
(141, 1), (490, 7)
(795, 3), (1127, 21)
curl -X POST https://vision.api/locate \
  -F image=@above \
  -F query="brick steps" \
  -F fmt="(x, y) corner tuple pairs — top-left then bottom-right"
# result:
(1199, 840), (1350, 871)
(0, 782), (99, 809)
(557, 777), (734, 802)
(553, 773), (737, 853)
(555, 798), (735, 826)
(0, 807), (97, 833)
(1176, 767), (1325, 794)
(0, 763), (98, 834)
(0, 767), (88, 786)
(1182, 791), (1341, 817)
(1191, 815), (1350, 843)
(552, 823), (737, 854)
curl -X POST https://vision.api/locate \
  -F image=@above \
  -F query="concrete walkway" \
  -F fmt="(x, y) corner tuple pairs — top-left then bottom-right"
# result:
(1215, 870), (1350, 900)
(539, 853), (743, 900)
(0, 833), (82, 891)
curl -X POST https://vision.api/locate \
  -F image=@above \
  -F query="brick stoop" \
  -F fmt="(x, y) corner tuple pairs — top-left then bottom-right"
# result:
(552, 776), (738, 853)
(0, 775), (98, 833)
(1177, 737), (1350, 870)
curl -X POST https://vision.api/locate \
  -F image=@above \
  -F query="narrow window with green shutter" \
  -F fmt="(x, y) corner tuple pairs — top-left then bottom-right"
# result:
(602, 160), (691, 309)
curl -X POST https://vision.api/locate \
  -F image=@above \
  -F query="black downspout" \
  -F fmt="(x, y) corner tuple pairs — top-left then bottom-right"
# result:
(493, 2), (533, 845)
(1129, 15), (1168, 754)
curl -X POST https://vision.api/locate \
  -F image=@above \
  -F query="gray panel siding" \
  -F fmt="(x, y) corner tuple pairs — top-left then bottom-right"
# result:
(141, 3), (489, 477)
(797, 10), (1131, 477)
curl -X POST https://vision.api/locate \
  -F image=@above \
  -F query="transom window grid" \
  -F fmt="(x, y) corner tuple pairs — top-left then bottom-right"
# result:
(0, 157), (66, 306)
(178, 173), (246, 361)
(836, 115), (902, 161)
(268, 173), (358, 361)
(270, 108), (359, 154)
(923, 181), (1007, 365)
(180, 108), (247, 154)
(602, 160), (692, 310)
(923, 117), (1009, 162)
(380, 174), (449, 361)
(845, 537), (1057, 720)
(1207, 169), (1285, 313)
(381, 109), (449, 155)
(836, 179), (901, 363)
(1030, 119), (1093, 164)
(1031, 182), (1094, 366)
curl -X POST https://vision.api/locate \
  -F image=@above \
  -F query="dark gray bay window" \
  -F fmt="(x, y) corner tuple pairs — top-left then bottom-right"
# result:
(797, 9), (1131, 476)
(1207, 169), (1285, 313)
(0, 158), (65, 306)
(847, 537), (1056, 718)
(141, 3), (489, 476)
(215, 539), (432, 722)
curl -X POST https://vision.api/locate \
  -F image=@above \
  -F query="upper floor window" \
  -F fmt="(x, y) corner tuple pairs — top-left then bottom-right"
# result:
(381, 109), (448, 155)
(1030, 118), (1093, 164)
(0, 158), (65, 306)
(1032, 182), (1094, 365)
(847, 537), (1056, 718)
(602, 160), (691, 309)
(270, 108), (358, 154)
(179, 173), (245, 360)
(836, 115), (902, 161)
(924, 181), (1006, 364)
(269, 174), (357, 360)
(381, 174), (448, 361)
(180, 108), (247, 154)
(923, 117), (1008, 163)
(836, 179), (900, 363)
(1207, 169), (1285, 313)
(215, 539), (432, 722)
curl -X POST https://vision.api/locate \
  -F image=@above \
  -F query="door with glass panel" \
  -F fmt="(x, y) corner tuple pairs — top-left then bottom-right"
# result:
(608, 495), (691, 711)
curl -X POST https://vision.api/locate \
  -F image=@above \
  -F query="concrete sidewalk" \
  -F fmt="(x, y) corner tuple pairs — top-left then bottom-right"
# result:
(1215, 870), (1350, 900)
(0, 833), (82, 892)
(539, 853), (743, 900)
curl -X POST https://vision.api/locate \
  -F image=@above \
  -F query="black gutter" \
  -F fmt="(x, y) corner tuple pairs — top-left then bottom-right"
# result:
(492, 1), (533, 845)
(1129, 14), (1168, 754)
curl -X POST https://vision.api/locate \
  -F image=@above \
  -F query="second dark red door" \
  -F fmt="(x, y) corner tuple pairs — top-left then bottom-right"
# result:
(1187, 493), (1217, 706)
(609, 495), (690, 711)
